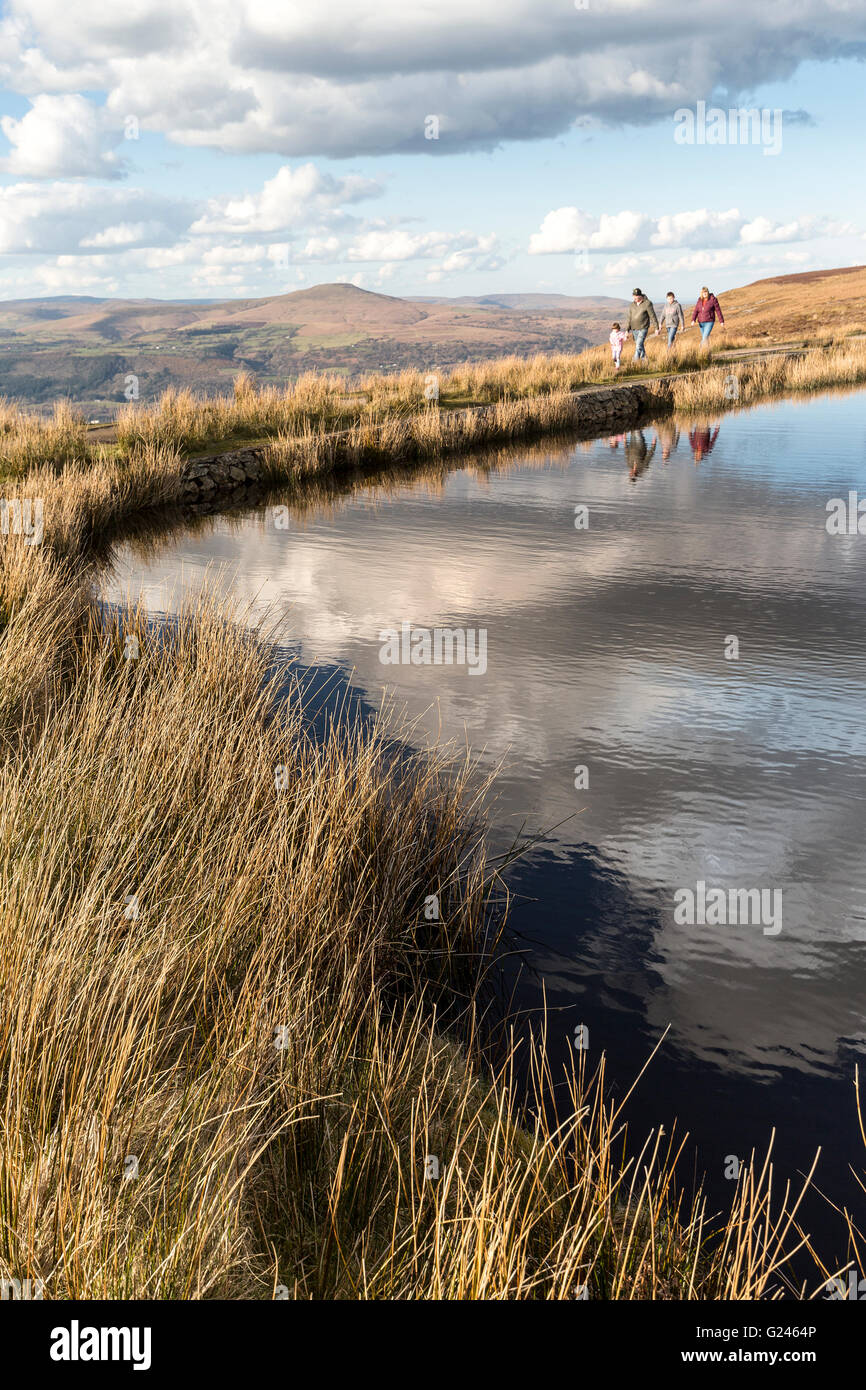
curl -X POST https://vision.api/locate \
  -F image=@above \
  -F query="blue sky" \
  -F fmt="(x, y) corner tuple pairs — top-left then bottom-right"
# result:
(0, 0), (864, 303)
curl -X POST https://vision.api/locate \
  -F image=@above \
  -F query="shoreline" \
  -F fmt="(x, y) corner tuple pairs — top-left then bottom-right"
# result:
(143, 342), (866, 508)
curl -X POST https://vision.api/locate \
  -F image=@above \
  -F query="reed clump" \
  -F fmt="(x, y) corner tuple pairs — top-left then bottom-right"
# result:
(259, 388), (654, 484)
(0, 399), (91, 477)
(668, 338), (866, 412)
(0, 574), (832, 1298)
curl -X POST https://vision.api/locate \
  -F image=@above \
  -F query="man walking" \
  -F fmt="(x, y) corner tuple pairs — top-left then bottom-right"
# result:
(626, 287), (659, 363)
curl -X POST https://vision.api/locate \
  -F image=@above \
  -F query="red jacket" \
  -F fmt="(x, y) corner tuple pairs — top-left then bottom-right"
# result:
(692, 293), (724, 324)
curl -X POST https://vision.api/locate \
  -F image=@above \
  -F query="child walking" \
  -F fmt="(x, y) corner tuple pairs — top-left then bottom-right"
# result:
(609, 322), (627, 370)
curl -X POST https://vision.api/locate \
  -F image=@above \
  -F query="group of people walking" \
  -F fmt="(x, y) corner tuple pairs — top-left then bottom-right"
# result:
(609, 286), (725, 368)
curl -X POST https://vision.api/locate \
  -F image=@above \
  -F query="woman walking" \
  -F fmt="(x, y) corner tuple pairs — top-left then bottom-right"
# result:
(691, 286), (725, 348)
(658, 291), (685, 350)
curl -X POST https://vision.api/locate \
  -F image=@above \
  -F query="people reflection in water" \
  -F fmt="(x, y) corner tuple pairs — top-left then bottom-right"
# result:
(688, 421), (721, 463)
(624, 429), (656, 480)
(652, 421), (681, 461)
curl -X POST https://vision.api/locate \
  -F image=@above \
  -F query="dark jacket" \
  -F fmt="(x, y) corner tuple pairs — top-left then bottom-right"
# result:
(626, 295), (659, 332)
(692, 293), (724, 324)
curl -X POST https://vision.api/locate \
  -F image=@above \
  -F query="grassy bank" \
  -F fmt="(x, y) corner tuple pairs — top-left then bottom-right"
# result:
(3, 334), (866, 491)
(666, 337), (866, 413)
(247, 337), (866, 483)
(104, 331), (866, 462)
(0, 561), (832, 1299)
(257, 385), (655, 481)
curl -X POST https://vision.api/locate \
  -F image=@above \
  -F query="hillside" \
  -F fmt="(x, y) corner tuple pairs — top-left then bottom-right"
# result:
(0, 282), (624, 412)
(0, 268), (864, 415)
(712, 264), (866, 339)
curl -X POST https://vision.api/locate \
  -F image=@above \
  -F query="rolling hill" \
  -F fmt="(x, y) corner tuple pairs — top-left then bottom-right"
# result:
(703, 264), (866, 339)
(0, 268), (864, 414)
(0, 283), (625, 412)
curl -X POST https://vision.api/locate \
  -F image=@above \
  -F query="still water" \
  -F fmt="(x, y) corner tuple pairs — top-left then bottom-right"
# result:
(102, 388), (866, 1261)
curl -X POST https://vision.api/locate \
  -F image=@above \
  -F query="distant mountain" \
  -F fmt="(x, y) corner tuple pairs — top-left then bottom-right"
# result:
(0, 281), (622, 342)
(0, 282), (627, 411)
(408, 292), (628, 312)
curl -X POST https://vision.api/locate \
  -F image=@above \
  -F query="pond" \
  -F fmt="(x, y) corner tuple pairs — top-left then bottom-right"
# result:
(102, 386), (866, 1266)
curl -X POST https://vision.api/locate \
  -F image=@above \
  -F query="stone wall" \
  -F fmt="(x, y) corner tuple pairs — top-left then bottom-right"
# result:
(174, 379), (671, 506)
(178, 448), (266, 503)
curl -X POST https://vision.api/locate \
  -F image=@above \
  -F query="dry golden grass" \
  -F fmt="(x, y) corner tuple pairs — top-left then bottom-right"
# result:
(1, 329), (865, 1299)
(712, 264), (866, 341)
(1, 331), (865, 489)
(108, 344), (693, 458)
(0, 445), (184, 563)
(0, 576), (837, 1299)
(668, 338), (866, 413)
(0, 594), (489, 1297)
(0, 400), (90, 476)
(257, 388), (654, 484)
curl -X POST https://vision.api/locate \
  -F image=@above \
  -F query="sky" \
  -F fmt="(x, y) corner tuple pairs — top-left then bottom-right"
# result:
(0, 0), (864, 304)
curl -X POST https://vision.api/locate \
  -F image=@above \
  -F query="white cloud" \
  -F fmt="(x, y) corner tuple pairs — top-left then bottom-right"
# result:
(600, 246), (814, 282)
(291, 222), (504, 273)
(15, 254), (122, 294)
(650, 208), (743, 247)
(593, 211), (653, 250)
(0, 94), (125, 178)
(0, 180), (186, 254)
(530, 206), (853, 255)
(344, 229), (500, 267)
(299, 234), (342, 260)
(0, 0), (863, 157)
(344, 229), (433, 262)
(189, 163), (381, 235)
(600, 254), (645, 279)
(81, 221), (167, 248)
(0, 146), (505, 302)
(527, 207), (603, 255)
(736, 215), (854, 244)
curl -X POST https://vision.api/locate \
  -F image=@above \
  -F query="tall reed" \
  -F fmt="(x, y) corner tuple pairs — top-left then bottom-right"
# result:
(0, 588), (831, 1298)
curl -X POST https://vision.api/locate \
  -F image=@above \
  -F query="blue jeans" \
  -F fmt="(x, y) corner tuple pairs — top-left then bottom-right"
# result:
(633, 329), (648, 360)
(666, 326), (678, 347)
(699, 321), (714, 343)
